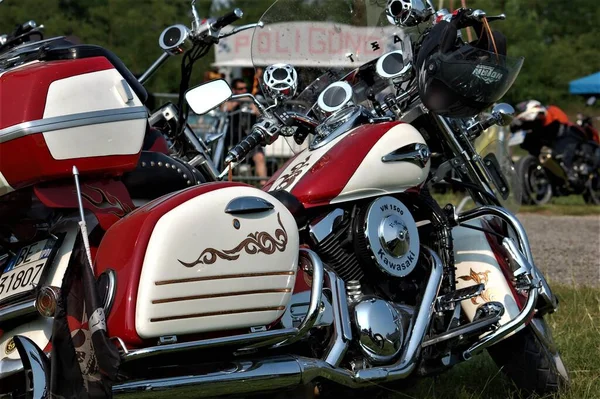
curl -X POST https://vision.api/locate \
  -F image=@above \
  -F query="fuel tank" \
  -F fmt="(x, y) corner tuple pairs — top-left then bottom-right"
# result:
(264, 122), (431, 207)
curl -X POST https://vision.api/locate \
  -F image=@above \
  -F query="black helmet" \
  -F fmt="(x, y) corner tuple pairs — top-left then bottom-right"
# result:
(416, 11), (524, 118)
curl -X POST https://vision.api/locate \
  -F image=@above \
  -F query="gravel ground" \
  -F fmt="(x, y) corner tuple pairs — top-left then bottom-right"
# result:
(517, 213), (600, 287)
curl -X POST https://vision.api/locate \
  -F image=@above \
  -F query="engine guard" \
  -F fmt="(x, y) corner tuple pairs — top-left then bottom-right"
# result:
(451, 205), (557, 312)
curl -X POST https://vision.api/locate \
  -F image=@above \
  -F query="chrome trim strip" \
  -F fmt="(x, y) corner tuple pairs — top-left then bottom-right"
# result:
(104, 269), (117, 316)
(0, 106), (148, 144)
(381, 143), (431, 167)
(121, 329), (299, 363)
(0, 298), (36, 323)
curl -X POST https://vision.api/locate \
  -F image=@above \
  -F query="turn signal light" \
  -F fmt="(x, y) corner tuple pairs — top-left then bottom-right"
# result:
(36, 286), (60, 317)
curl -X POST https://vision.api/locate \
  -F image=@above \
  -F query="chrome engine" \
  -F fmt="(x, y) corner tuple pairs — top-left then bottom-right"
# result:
(304, 196), (423, 367)
(310, 195), (421, 282)
(349, 285), (414, 365)
(359, 196), (420, 278)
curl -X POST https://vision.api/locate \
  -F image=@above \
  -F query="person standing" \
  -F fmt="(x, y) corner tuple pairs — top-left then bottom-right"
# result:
(221, 78), (268, 185)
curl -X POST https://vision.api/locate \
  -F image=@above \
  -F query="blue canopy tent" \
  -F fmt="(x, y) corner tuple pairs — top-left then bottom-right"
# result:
(569, 72), (600, 95)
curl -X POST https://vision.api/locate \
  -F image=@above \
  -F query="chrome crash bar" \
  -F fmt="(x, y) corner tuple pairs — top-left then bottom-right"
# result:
(453, 205), (557, 359)
(455, 205), (557, 313)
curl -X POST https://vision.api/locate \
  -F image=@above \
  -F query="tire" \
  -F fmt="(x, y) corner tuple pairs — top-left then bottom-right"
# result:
(583, 174), (600, 204)
(487, 317), (570, 396)
(516, 155), (553, 205)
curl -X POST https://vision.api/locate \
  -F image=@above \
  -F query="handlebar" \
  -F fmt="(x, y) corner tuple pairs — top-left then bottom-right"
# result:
(225, 129), (264, 165)
(0, 19), (44, 51)
(440, 8), (506, 30)
(465, 9), (506, 23)
(212, 8), (243, 31)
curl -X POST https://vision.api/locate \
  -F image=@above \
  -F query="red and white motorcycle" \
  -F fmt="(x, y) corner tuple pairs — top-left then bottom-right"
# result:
(2, 0), (568, 398)
(0, 3), (252, 396)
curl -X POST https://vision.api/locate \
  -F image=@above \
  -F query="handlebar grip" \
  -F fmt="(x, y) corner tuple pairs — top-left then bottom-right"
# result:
(212, 9), (243, 30)
(225, 129), (263, 165)
(21, 20), (37, 31)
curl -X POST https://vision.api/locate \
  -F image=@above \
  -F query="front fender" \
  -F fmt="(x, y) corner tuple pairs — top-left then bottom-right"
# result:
(452, 220), (525, 338)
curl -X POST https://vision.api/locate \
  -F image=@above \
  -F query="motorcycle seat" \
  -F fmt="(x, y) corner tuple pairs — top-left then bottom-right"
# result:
(122, 152), (205, 200)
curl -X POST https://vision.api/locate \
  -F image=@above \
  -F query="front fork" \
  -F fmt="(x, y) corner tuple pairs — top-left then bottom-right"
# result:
(434, 113), (557, 314)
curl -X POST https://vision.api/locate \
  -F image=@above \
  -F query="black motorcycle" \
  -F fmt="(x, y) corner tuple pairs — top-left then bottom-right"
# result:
(510, 112), (600, 205)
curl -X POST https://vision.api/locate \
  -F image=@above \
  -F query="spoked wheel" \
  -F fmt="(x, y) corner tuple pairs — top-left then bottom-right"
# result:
(517, 155), (553, 205)
(583, 173), (600, 204)
(487, 316), (570, 396)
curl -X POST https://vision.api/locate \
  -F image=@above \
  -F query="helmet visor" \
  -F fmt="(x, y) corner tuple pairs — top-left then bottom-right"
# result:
(433, 47), (524, 104)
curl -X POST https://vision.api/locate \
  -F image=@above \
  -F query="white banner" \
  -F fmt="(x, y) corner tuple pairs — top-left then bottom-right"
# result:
(215, 22), (407, 68)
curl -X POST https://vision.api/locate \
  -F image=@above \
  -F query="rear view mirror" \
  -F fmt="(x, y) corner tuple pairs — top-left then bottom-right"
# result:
(185, 79), (233, 115)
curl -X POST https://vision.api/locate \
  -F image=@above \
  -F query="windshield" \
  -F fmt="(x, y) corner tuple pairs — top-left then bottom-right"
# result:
(251, 0), (415, 107)
(474, 126), (522, 214)
(251, 0), (412, 151)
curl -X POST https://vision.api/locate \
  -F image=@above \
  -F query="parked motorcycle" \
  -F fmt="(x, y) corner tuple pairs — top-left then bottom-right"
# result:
(509, 100), (600, 205)
(0, 2), (251, 396)
(4, 0), (568, 398)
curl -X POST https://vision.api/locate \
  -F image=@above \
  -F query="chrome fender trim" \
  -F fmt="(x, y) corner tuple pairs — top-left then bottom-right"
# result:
(13, 335), (50, 399)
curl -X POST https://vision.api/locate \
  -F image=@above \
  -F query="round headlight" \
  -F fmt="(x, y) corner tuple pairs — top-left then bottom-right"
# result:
(36, 286), (60, 317)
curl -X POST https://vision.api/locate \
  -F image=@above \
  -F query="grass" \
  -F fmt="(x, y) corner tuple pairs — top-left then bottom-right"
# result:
(389, 285), (600, 399)
(432, 192), (600, 216)
(520, 196), (600, 216)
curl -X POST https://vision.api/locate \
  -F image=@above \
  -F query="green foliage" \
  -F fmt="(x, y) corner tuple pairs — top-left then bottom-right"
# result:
(0, 0), (271, 94)
(0, 0), (598, 114)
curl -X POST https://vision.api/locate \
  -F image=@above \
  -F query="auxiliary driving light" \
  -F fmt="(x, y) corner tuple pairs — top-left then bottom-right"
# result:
(36, 286), (60, 317)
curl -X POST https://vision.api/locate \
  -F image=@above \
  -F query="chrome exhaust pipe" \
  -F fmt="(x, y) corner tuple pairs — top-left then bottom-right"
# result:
(114, 356), (305, 398)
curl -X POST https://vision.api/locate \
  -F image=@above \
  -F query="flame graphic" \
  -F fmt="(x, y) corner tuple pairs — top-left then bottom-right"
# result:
(80, 185), (132, 218)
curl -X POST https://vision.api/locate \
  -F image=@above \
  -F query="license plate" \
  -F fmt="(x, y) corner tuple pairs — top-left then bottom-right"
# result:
(0, 238), (58, 303)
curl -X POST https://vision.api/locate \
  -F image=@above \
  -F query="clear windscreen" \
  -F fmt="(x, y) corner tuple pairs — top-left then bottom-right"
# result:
(474, 126), (522, 214)
(251, 0), (411, 154)
(451, 126), (521, 214)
